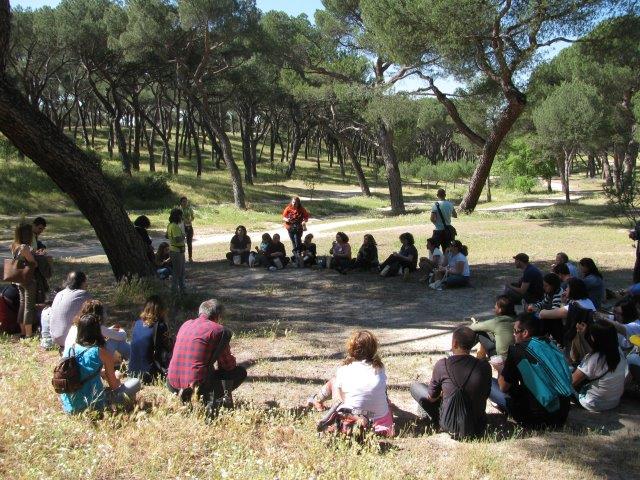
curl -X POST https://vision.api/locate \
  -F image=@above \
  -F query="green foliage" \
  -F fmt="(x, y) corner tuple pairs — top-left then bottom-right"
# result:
(494, 136), (554, 193)
(106, 172), (176, 209)
(513, 176), (537, 194)
(0, 135), (18, 160)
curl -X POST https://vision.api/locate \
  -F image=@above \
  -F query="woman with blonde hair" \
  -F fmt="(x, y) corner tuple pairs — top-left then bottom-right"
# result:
(10, 223), (37, 338)
(308, 330), (394, 437)
(128, 295), (171, 382)
(64, 299), (129, 361)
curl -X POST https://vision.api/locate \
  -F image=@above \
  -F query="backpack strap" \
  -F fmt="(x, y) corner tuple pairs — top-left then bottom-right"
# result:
(444, 356), (477, 391)
(435, 202), (449, 227)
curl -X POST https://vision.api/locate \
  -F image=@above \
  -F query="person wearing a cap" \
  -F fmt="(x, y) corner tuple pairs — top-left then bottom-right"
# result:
(505, 253), (544, 304)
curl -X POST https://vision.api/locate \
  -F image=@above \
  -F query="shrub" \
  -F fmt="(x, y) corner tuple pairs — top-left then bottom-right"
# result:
(513, 176), (537, 194)
(106, 172), (174, 208)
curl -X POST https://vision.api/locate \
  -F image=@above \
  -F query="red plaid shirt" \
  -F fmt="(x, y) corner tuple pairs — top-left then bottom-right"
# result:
(167, 315), (237, 389)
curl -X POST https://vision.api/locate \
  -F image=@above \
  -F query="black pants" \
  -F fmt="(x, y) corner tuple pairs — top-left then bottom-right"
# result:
(433, 229), (453, 251)
(168, 366), (247, 406)
(379, 255), (412, 276)
(634, 247), (640, 284)
(185, 225), (194, 260)
(410, 382), (441, 425)
(504, 286), (540, 305)
(476, 332), (497, 357)
(331, 257), (351, 272)
(288, 228), (303, 254)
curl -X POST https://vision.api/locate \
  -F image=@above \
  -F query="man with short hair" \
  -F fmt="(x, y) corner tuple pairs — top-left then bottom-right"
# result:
(505, 253), (544, 304)
(430, 188), (457, 250)
(489, 313), (572, 429)
(32, 216), (47, 251)
(410, 326), (492, 439)
(552, 262), (572, 291)
(167, 299), (247, 413)
(554, 252), (579, 279)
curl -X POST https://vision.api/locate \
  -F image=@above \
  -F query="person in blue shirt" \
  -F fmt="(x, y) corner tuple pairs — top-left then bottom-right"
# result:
(128, 296), (171, 383)
(60, 314), (141, 414)
(579, 258), (605, 309)
(505, 253), (544, 304)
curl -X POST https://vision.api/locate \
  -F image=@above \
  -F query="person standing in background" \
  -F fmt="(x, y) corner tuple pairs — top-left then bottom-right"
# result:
(179, 196), (195, 263)
(430, 189), (457, 250)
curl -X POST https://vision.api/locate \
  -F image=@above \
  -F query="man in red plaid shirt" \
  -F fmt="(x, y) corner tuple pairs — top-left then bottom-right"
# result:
(167, 299), (247, 412)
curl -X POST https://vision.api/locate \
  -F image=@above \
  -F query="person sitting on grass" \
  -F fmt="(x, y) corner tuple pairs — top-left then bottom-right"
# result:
(572, 320), (626, 412)
(249, 233), (271, 268)
(468, 295), (517, 359)
(419, 237), (443, 282)
(552, 262), (572, 289)
(167, 299), (247, 415)
(489, 313), (572, 430)
(50, 271), (91, 349)
(298, 233), (317, 267)
(379, 232), (418, 279)
(129, 295), (172, 383)
(155, 242), (172, 280)
(579, 257), (605, 309)
(329, 232), (352, 273)
(266, 233), (288, 271)
(410, 326), (491, 440)
(350, 234), (378, 271)
(553, 252), (580, 279)
(308, 330), (394, 437)
(439, 240), (471, 289)
(64, 300), (130, 363)
(226, 225), (251, 266)
(529, 273), (564, 312)
(504, 253), (544, 304)
(599, 298), (640, 386)
(59, 314), (141, 414)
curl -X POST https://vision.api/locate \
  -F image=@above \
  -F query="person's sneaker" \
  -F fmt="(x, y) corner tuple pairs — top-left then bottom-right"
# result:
(221, 391), (234, 409)
(268, 266), (277, 271)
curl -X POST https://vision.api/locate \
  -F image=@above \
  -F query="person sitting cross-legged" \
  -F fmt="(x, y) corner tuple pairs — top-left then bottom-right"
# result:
(249, 233), (271, 268)
(266, 233), (288, 271)
(307, 330), (394, 437)
(226, 225), (251, 266)
(298, 233), (317, 267)
(468, 295), (517, 360)
(419, 237), (443, 282)
(438, 240), (471, 289)
(489, 313), (573, 429)
(410, 326), (492, 439)
(167, 299), (247, 415)
(329, 232), (352, 273)
(504, 253), (544, 304)
(350, 234), (378, 271)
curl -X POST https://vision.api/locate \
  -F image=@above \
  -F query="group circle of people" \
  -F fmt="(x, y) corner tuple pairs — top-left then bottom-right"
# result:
(2, 189), (639, 442)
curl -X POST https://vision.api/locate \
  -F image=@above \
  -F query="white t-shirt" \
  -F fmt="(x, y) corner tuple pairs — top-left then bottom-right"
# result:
(449, 252), (470, 277)
(64, 324), (128, 352)
(577, 351), (627, 412)
(562, 299), (596, 312)
(429, 247), (443, 263)
(431, 200), (455, 230)
(334, 361), (389, 421)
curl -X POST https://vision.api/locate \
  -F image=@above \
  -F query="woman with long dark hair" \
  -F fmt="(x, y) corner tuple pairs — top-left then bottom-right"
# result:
(579, 258), (605, 309)
(379, 232), (418, 278)
(10, 223), (37, 338)
(572, 320), (626, 411)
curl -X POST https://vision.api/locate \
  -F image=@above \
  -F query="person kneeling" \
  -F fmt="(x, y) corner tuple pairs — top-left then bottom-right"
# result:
(410, 326), (491, 440)
(167, 299), (247, 415)
(308, 330), (394, 437)
(489, 313), (573, 429)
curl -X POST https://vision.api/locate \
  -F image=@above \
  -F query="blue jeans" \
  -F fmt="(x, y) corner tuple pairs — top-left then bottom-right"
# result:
(288, 228), (303, 254)
(444, 274), (469, 288)
(489, 378), (509, 411)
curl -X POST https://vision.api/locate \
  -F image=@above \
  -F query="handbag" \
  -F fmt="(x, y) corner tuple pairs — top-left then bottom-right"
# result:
(4, 252), (34, 285)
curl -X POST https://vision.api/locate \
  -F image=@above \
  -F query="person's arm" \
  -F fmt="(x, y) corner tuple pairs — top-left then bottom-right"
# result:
(229, 241), (236, 253)
(101, 326), (127, 342)
(539, 307), (568, 320)
(449, 259), (464, 276)
(243, 240), (251, 253)
(430, 211), (437, 225)
(469, 317), (499, 333)
(425, 360), (444, 401)
(572, 368), (587, 387)
(216, 344), (237, 371)
(509, 281), (530, 295)
(599, 316), (628, 337)
(451, 208), (458, 219)
(19, 244), (36, 265)
(498, 374), (511, 392)
(99, 347), (121, 390)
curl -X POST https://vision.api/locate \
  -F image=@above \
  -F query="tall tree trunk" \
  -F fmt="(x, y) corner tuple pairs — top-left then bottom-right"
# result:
(0, 76), (153, 279)
(132, 93), (142, 171)
(345, 142), (371, 196)
(587, 152), (596, 178)
(173, 92), (181, 175)
(377, 122), (405, 215)
(239, 113), (253, 185)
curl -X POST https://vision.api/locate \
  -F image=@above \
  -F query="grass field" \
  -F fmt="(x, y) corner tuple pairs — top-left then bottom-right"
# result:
(2, 132), (640, 479)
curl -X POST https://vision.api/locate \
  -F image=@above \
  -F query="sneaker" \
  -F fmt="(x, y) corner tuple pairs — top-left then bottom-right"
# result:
(268, 266), (277, 271)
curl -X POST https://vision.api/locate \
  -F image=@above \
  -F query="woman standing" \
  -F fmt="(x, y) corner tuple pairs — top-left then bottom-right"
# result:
(166, 208), (186, 294)
(282, 197), (309, 265)
(10, 224), (37, 338)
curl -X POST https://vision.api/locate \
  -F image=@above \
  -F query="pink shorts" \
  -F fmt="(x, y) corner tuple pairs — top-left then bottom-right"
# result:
(373, 409), (395, 437)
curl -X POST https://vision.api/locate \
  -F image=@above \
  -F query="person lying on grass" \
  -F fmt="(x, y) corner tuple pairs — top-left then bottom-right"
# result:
(307, 330), (395, 437)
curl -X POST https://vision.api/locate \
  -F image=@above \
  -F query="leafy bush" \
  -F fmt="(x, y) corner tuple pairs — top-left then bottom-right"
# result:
(106, 172), (175, 208)
(513, 175), (537, 194)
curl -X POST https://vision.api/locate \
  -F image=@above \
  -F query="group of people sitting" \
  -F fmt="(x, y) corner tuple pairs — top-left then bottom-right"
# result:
(223, 194), (470, 288)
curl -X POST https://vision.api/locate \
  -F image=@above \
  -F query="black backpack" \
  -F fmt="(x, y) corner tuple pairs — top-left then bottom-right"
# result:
(440, 358), (478, 440)
(52, 346), (101, 394)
